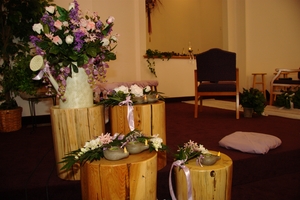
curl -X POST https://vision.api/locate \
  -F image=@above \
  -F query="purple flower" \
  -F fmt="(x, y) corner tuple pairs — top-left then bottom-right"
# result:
(41, 13), (55, 32)
(74, 30), (85, 51)
(95, 20), (102, 29)
(69, 0), (80, 22)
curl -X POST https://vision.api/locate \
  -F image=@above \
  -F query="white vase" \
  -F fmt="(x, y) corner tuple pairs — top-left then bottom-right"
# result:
(59, 67), (93, 109)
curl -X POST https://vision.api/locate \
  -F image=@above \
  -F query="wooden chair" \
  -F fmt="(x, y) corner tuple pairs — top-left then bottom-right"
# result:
(194, 48), (240, 119)
(269, 68), (300, 105)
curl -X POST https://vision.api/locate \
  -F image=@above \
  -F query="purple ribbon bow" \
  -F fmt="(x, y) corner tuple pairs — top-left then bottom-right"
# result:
(169, 159), (193, 200)
(32, 62), (50, 80)
(119, 96), (135, 131)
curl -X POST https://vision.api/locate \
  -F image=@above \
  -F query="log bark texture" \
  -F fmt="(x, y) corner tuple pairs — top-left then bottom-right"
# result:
(175, 151), (233, 200)
(110, 101), (166, 170)
(81, 151), (157, 200)
(50, 105), (105, 180)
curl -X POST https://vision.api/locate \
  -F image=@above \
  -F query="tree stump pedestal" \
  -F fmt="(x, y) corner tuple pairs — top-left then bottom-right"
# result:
(81, 151), (157, 200)
(110, 101), (166, 170)
(50, 104), (105, 180)
(174, 151), (233, 200)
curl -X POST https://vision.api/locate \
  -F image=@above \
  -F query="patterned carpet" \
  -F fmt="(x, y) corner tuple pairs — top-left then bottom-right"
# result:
(184, 99), (300, 120)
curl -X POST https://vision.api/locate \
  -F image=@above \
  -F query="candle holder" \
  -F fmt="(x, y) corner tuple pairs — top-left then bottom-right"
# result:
(126, 141), (149, 154)
(103, 146), (129, 161)
(147, 94), (158, 103)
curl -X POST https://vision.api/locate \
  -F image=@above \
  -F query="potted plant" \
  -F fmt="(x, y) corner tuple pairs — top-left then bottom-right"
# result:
(240, 88), (266, 117)
(0, 0), (51, 132)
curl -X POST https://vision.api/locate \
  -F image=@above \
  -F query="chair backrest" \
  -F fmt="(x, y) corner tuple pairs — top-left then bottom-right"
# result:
(196, 48), (236, 82)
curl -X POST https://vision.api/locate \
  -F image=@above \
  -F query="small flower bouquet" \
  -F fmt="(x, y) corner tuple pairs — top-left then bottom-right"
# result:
(99, 84), (164, 106)
(174, 140), (219, 166)
(60, 130), (167, 170)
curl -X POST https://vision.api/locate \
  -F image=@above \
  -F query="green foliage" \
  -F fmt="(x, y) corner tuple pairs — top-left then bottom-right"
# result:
(240, 88), (266, 115)
(12, 54), (46, 96)
(59, 130), (167, 171)
(275, 87), (300, 109)
(0, 0), (52, 109)
(145, 49), (175, 77)
(174, 146), (201, 163)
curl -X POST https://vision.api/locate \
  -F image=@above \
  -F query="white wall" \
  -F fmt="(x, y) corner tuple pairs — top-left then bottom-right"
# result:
(17, 0), (300, 116)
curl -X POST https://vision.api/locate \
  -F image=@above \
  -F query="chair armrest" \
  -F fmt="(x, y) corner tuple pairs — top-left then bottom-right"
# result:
(272, 68), (300, 82)
(275, 68), (300, 73)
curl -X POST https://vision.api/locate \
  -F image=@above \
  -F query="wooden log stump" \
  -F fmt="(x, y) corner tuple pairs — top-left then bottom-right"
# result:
(50, 104), (105, 180)
(174, 151), (233, 200)
(110, 101), (167, 170)
(81, 151), (157, 200)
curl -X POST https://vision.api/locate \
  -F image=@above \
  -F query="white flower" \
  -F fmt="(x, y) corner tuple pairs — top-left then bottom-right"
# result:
(101, 38), (109, 46)
(63, 21), (69, 27)
(110, 35), (118, 42)
(32, 23), (44, 34)
(65, 35), (74, 44)
(114, 85), (129, 94)
(69, 2), (75, 10)
(130, 84), (143, 97)
(107, 16), (115, 24)
(144, 86), (151, 93)
(46, 6), (55, 14)
(150, 134), (163, 151)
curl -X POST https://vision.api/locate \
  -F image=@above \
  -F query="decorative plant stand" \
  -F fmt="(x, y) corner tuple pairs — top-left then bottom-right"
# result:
(50, 104), (105, 180)
(110, 101), (166, 170)
(81, 151), (157, 200)
(174, 151), (232, 200)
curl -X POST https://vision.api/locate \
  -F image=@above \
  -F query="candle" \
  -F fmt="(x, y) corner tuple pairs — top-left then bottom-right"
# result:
(144, 95), (147, 102)
(218, 151), (220, 156)
(124, 147), (127, 153)
(145, 139), (148, 146)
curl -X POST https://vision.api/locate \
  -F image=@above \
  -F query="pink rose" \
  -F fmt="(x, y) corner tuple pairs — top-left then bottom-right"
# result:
(86, 21), (95, 31)
(54, 20), (63, 30)
(52, 36), (62, 45)
(107, 16), (115, 24)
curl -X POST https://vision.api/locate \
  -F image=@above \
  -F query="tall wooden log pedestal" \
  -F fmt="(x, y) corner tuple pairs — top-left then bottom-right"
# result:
(81, 151), (157, 200)
(110, 101), (167, 170)
(50, 105), (105, 180)
(175, 151), (233, 200)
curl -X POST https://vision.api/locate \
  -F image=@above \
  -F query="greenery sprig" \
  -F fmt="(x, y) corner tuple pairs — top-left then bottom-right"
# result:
(174, 140), (209, 164)
(60, 130), (167, 171)
(275, 87), (300, 109)
(145, 49), (175, 77)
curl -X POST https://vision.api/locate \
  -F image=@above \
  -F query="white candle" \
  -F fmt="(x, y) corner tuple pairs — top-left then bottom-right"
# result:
(124, 147), (127, 153)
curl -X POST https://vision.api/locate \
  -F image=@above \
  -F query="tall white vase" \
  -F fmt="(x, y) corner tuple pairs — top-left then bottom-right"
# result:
(59, 67), (93, 109)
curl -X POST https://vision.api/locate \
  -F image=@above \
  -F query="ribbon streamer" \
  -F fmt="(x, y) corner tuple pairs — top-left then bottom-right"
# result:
(32, 62), (51, 80)
(119, 96), (135, 131)
(169, 159), (193, 200)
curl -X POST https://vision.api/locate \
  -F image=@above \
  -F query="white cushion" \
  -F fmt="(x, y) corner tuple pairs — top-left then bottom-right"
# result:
(219, 131), (282, 154)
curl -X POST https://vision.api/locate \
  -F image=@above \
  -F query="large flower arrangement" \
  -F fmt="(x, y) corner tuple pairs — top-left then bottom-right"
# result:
(60, 130), (167, 170)
(30, 0), (118, 100)
(100, 84), (164, 106)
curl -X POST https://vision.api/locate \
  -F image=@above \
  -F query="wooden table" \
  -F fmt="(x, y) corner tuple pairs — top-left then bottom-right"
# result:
(81, 151), (157, 200)
(110, 101), (166, 170)
(175, 151), (233, 200)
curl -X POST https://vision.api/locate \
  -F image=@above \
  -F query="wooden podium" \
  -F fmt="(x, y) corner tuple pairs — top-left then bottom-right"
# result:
(50, 104), (105, 180)
(175, 151), (233, 200)
(110, 101), (167, 170)
(81, 151), (157, 200)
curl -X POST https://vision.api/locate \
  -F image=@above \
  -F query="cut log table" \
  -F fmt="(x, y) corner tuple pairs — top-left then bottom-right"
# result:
(81, 151), (157, 200)
(110, 101), (166, 170)
(174, 151), (233, 200)
(50, 104), (105, 180)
